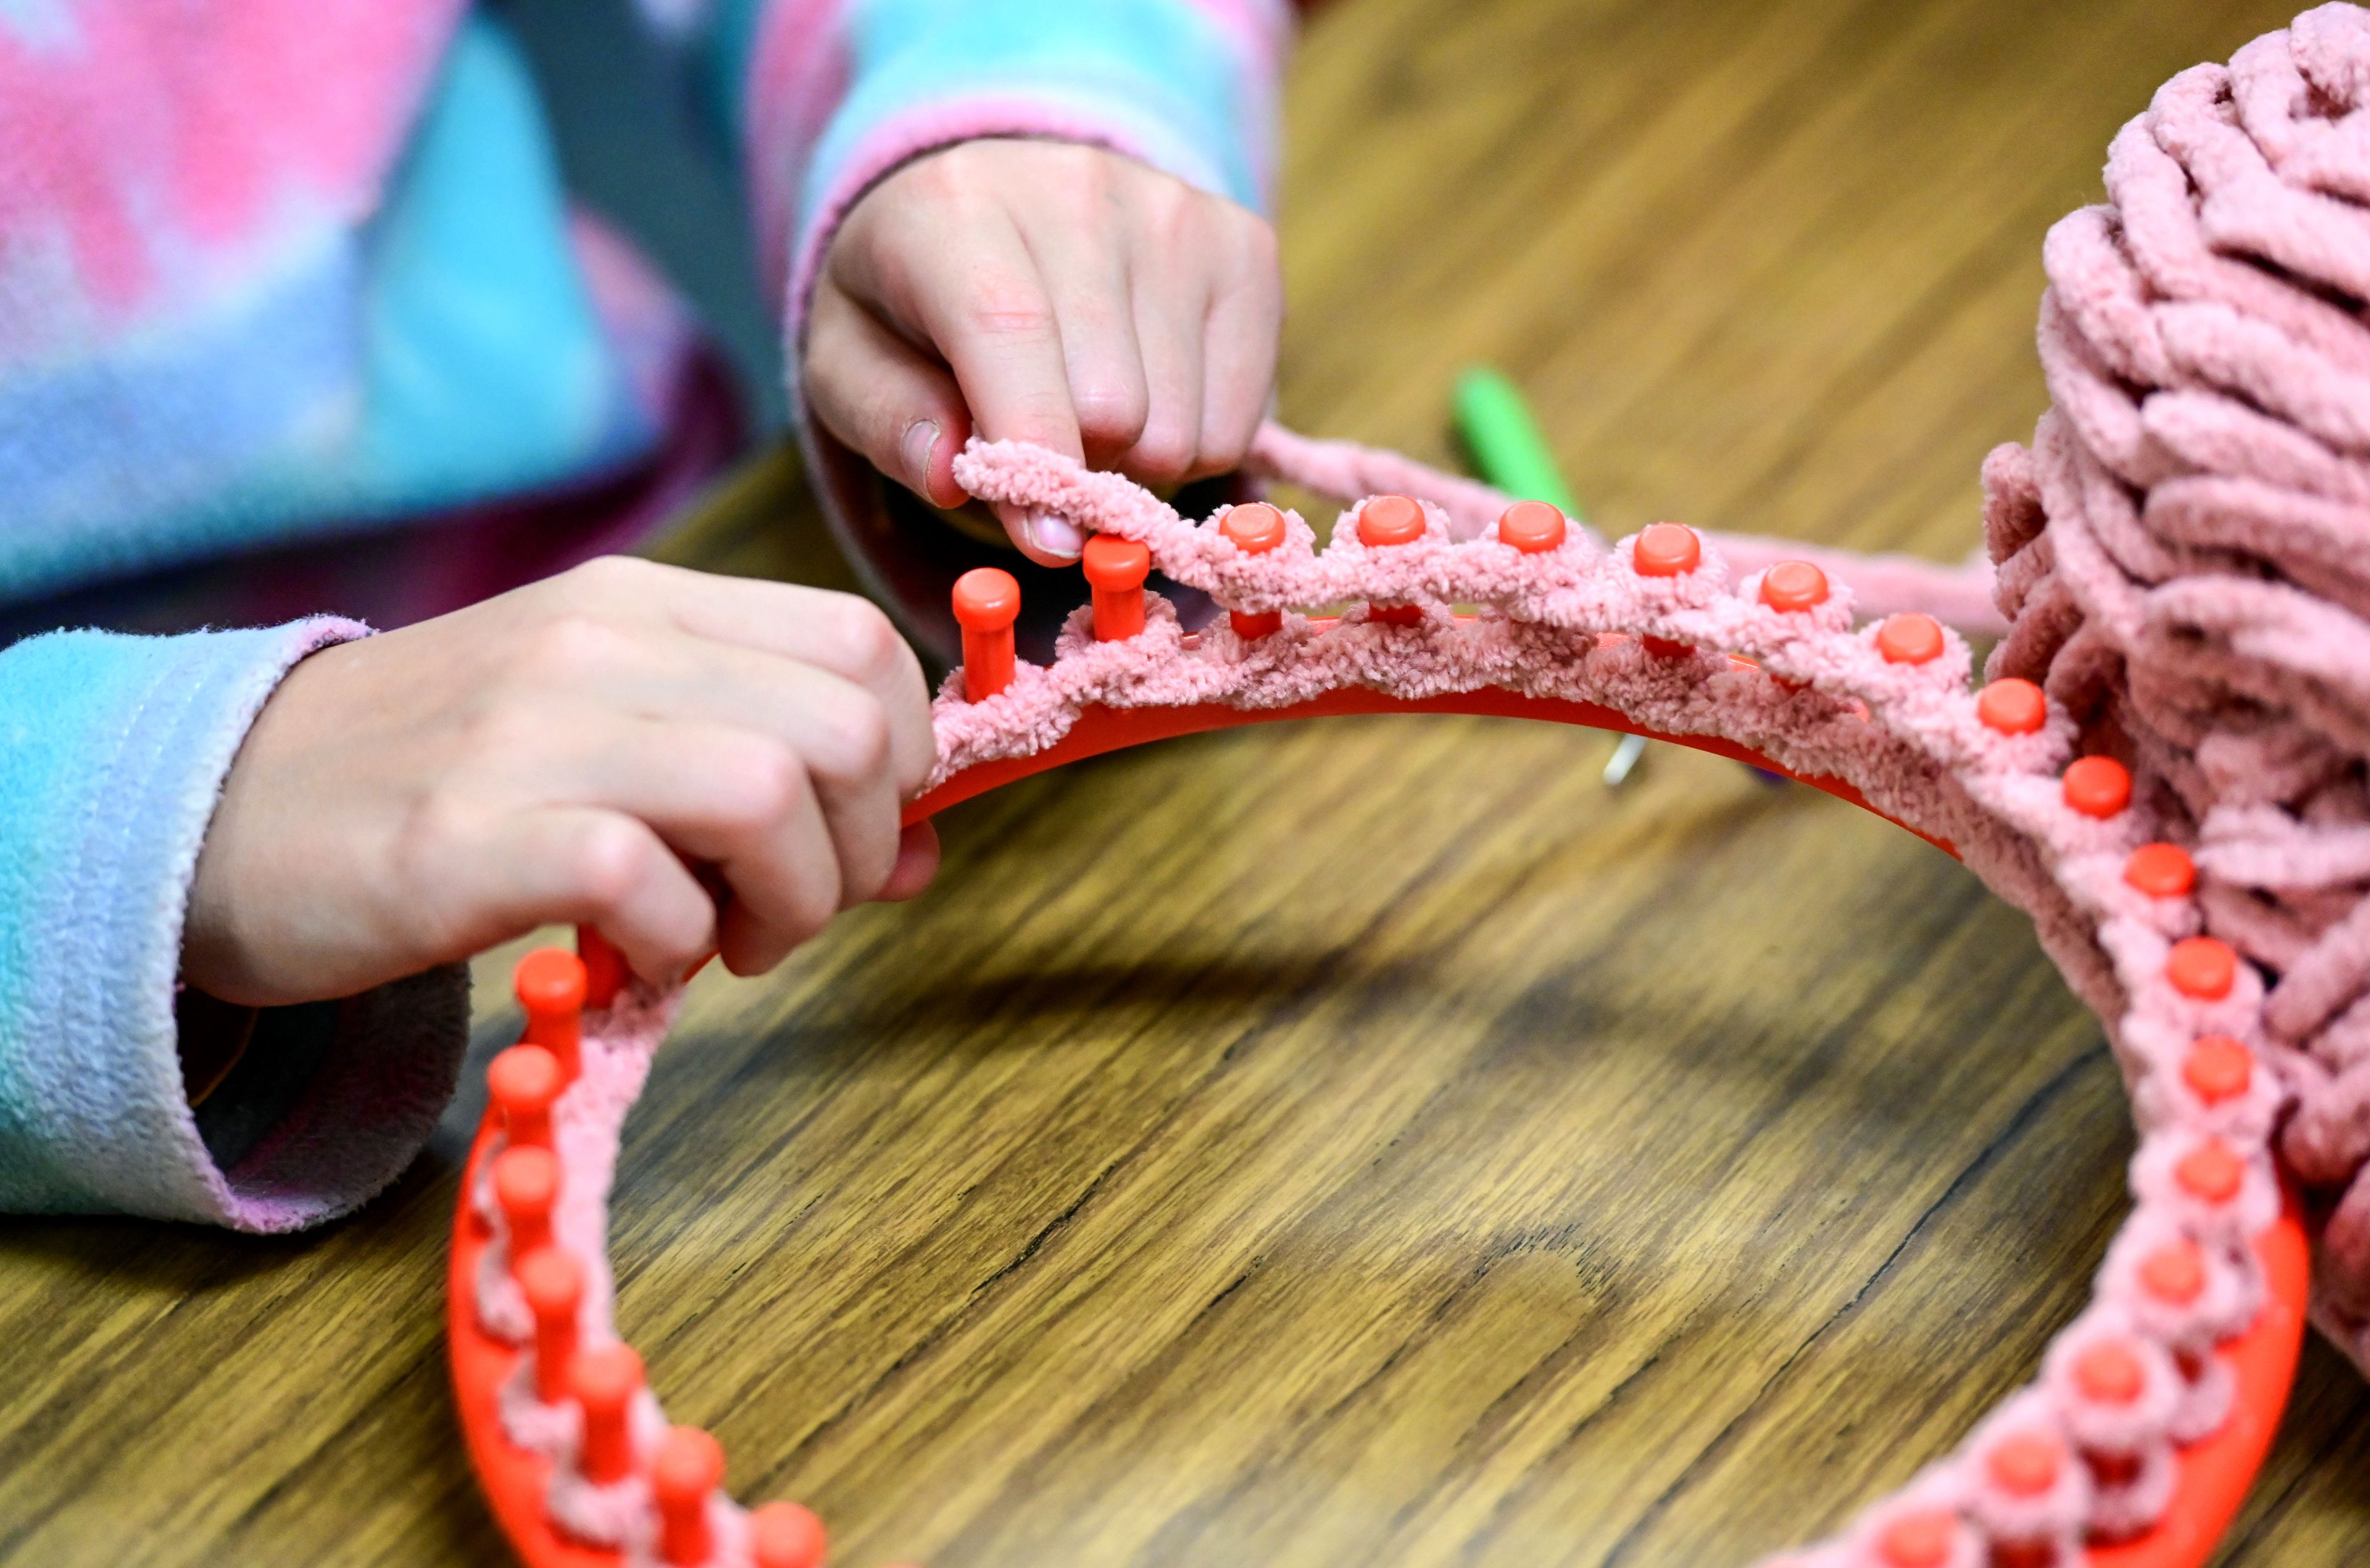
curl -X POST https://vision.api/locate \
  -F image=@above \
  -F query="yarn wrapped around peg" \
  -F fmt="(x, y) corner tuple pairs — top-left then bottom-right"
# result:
(1976, 1), (2370, 1366)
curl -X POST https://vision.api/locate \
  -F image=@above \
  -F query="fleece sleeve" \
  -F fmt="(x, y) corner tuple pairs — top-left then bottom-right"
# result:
(728, 0), (1292, 345)
(0, 621), (469, 1230)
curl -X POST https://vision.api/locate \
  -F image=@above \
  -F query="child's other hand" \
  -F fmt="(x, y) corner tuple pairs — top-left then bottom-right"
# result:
(804, 141), (1283, 565)
(183, 560), (940, 1006)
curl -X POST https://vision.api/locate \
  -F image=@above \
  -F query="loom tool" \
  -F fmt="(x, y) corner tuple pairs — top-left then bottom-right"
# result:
(454, 470), (2304, 1568)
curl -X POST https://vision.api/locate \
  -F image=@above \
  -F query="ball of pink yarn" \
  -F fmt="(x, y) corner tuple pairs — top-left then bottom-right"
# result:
(1981, 1), (2370, 1369)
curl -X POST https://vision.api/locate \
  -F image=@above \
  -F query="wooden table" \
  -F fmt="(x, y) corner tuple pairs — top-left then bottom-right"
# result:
(3, 1), (2363, 1564)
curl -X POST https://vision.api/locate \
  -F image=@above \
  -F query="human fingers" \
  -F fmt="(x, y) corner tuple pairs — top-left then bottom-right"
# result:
(456, 807), (720, 987)
(666, 583), (936, 799)
(803, 279), (971, 509)
(540, 561), (937, 798)
(1122, 226), (1209, 489)
(879, 820), (941, 902)
(469, 573), (917, 927)
(1197, 211), (1283, 476)
(634, 639), (928, 824)
(565, 716), (881, 974)
(1015, 177), (1150, 467)
(830, 165), (1085, 562)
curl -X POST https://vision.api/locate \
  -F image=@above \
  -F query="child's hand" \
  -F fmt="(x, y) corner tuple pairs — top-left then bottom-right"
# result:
(182, 559), (940, 1007)
(804, 141), (1283, 565)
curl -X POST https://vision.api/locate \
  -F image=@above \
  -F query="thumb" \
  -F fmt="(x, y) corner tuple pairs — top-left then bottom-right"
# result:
(804, 282), (970, 509)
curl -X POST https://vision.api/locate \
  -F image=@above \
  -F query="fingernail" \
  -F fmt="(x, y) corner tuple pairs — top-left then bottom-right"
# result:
(900, 420), (941, 490)
(1026, 512), (1084, 560)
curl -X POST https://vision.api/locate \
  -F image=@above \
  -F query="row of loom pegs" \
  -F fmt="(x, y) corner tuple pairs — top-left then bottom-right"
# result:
(483, 947), (841, 1568)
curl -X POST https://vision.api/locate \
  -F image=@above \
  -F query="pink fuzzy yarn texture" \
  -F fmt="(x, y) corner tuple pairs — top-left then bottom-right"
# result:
(947, 0), (2370, 1382)
(1984, 0), (2370, 1361)
(925, 436), (2282, 1563)
(470, 986), (696, 1563)
(456, 10), (2370, 1567)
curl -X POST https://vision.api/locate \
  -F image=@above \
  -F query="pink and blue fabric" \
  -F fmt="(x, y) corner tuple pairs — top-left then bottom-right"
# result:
(0, 0), (1289, 1227)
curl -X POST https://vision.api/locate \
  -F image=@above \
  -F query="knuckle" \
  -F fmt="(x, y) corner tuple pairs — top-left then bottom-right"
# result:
(644, 913), (713, 976)
(840, 832), (898, 909)
(1237, 227), (1281, 286)
(1228, 207), (1279, 263)
(907, 148), (963, 199)
(965, 281), (1055, 341)
(1137, 180), (1200, 244)
(387, 792), (476, 895)
(732, 742), (810, 829)
(520, 611), (636, 686)
(1129, 428), (1197, 485)
(796, 687), (894, 787)
(1073, 381), (1150, 446)
(1200, 420), (1255, 475)
(792, 885), (840, 944)
(799, 296), (855, 385)
(765, 870), (840, 954)
(451, 696), (549, 769)
(934, 141), (992, 183)
(1065, 146), (1115, 201)
(892, 145), (976, 214)
(829, 595), (909, 686)
(826, 699), (895, 784)
(555, 554), (652, 602)
(895, 732), (936, 797)
(563, 817), (654, 914)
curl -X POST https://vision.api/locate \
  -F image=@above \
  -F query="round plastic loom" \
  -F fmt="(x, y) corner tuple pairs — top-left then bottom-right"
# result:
(449, 561), (2310, 1567)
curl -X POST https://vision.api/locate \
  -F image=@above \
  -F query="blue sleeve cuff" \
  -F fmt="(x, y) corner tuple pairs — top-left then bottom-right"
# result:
(0, 620), (469, 1230)
(816, 0), (1272, 212)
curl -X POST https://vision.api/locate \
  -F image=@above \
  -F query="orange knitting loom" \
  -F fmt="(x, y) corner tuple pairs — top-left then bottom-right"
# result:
(450, 552), (2311, 1568)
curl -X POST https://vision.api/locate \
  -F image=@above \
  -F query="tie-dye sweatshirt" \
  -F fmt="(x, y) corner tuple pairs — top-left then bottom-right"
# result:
(0, 0), (1288, 1227)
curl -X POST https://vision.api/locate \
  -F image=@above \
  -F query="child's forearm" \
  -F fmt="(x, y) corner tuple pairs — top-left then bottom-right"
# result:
(0, 621), (470, 1229)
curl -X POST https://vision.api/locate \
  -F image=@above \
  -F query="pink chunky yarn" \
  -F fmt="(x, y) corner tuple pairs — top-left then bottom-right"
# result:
(1982, 1), (2370, 1368)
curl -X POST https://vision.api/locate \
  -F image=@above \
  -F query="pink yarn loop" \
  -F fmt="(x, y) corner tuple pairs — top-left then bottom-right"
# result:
(1242, 423), (2011, 636)
(1987, 1), (2370, 1356)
